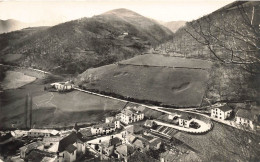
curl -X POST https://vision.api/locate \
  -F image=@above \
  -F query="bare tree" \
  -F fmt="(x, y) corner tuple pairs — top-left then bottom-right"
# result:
(185, 2), (260, 74)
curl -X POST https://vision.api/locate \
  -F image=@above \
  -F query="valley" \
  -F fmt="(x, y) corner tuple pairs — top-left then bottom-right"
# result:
(0, 1), (260, 162)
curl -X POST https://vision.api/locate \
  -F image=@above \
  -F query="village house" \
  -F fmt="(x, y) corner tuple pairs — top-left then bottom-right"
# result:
(28, 129), (59, 137)
(178, 115), (192, 128)
(105, 117), (121, 129)
(144, 120), (154, 128)
(114, 144), (135, 162)
(120, 107), (144, 125)
(57, 132), (86, 162)
(235, 109), (258, 130)
(126, 134), (136, 144)
(211, 105), (233, 120)
(25, 149), (56, 162)
(168, 113), (179, 120)
(91, 123), (117, 136)
(149, 138), (162, 150)
(19, 141), (44, 159)
(132, 138), (149, 152)
(98, 137), (122, 157)
(50, 81), (73, 91)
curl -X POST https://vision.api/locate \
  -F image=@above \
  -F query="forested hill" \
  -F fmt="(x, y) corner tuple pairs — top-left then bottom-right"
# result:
(0, 8), (173, 74)
(156, 1), (260, 105)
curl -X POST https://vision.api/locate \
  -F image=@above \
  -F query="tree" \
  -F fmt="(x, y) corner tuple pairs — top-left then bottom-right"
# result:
(185, 2), (260, 74)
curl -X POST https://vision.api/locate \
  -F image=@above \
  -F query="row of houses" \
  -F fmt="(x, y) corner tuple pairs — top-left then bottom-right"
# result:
(210, 104), (260, 130)
(19, 129), (86, 162)
(89, 129), (162, 161)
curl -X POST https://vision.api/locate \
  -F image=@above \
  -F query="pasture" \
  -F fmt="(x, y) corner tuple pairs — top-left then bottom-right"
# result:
(76, 62), (210, 107)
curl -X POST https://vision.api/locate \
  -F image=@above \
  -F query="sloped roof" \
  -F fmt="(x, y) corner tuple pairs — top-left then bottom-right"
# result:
(26, 149), (54, 162)
(19, 141), (43, 152)
(179, 114), (191, 121)
(28, 129), (59, 135)
(115, 144), (135, 157)
(126, 134), (136, 144)
(144, 120), (153, 127)
(133, 139), (145, 148)
(110, 137), (121, 146)
(65, 144), (77, 153)
(58, 132), (84, 152)
(236, 109), (255, 120)
(106, 117), (115, 123)
(92, 123), (115, 129)
(217, 105), (232, 112)
(149, 138), (162, 147)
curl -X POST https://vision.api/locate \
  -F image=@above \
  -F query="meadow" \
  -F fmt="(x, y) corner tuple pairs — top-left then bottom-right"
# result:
(76, 55), (211, 107)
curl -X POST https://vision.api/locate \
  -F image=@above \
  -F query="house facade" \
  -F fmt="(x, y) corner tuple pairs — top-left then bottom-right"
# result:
(28, 129), (59, 137)
(178, 115), (192, 128)
(120, 108), (144, 125)
(235, 109), (256, 130)
(211, 105), (232, 120)
(91, 123), (117, 136)
(57, 132), (86, 162)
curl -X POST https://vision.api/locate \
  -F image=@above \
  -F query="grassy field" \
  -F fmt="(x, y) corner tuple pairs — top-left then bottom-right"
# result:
(120, 54), (212, 69)
(76, 60), (210, 107)
(1, 71), (36, 90)
(173, 121), (260, 161)
(0, 78), (126, 129)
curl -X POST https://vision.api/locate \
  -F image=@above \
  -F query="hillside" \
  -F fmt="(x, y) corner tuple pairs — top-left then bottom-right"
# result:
(162, 21), (186, 32)
(154, 1), (260, 105)
(0, 8), (173, 74)
(75, 54), (211, 107)
(0, 19), (29, 34)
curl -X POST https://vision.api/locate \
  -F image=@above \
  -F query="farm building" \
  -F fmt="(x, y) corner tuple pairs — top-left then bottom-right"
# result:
(211, 105), (232, 120)
(50, 81), (73, 91)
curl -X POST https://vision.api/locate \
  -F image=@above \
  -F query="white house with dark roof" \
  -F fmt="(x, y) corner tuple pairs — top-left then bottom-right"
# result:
(50, 81), (73, 91)
(57, 132), (86, 162)
(120, 107), (144, 125)
(235, 109), (257, 130)
(179, 115), (192, 128)
(28, 129), (59, 137)
(105, 117), (121, 129)
(91, 122), (117, 136)
(211, 105), (232, 120)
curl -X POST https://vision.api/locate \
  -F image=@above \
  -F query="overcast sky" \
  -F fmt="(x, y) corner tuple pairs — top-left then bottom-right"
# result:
(0, 0), (234, 26)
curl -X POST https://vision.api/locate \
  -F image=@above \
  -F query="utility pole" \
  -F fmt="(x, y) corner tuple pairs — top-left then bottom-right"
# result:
(29, 93), (33, 129)
(24, 94), (28, 129)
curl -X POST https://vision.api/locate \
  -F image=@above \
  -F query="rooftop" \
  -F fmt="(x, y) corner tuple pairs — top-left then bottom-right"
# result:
(179, 114), (191, 121)
(28, 129), (59, 135)
(92, 123), (115, 129)
(58, 132), (84, 152)
(19, 141), (43, 151)
(216, 105), (232, 112)
(115, 144), (135, 157)
(65, 144), (77, 153)
(236, 109), (255, 120)
(25, 149), (55, 162)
